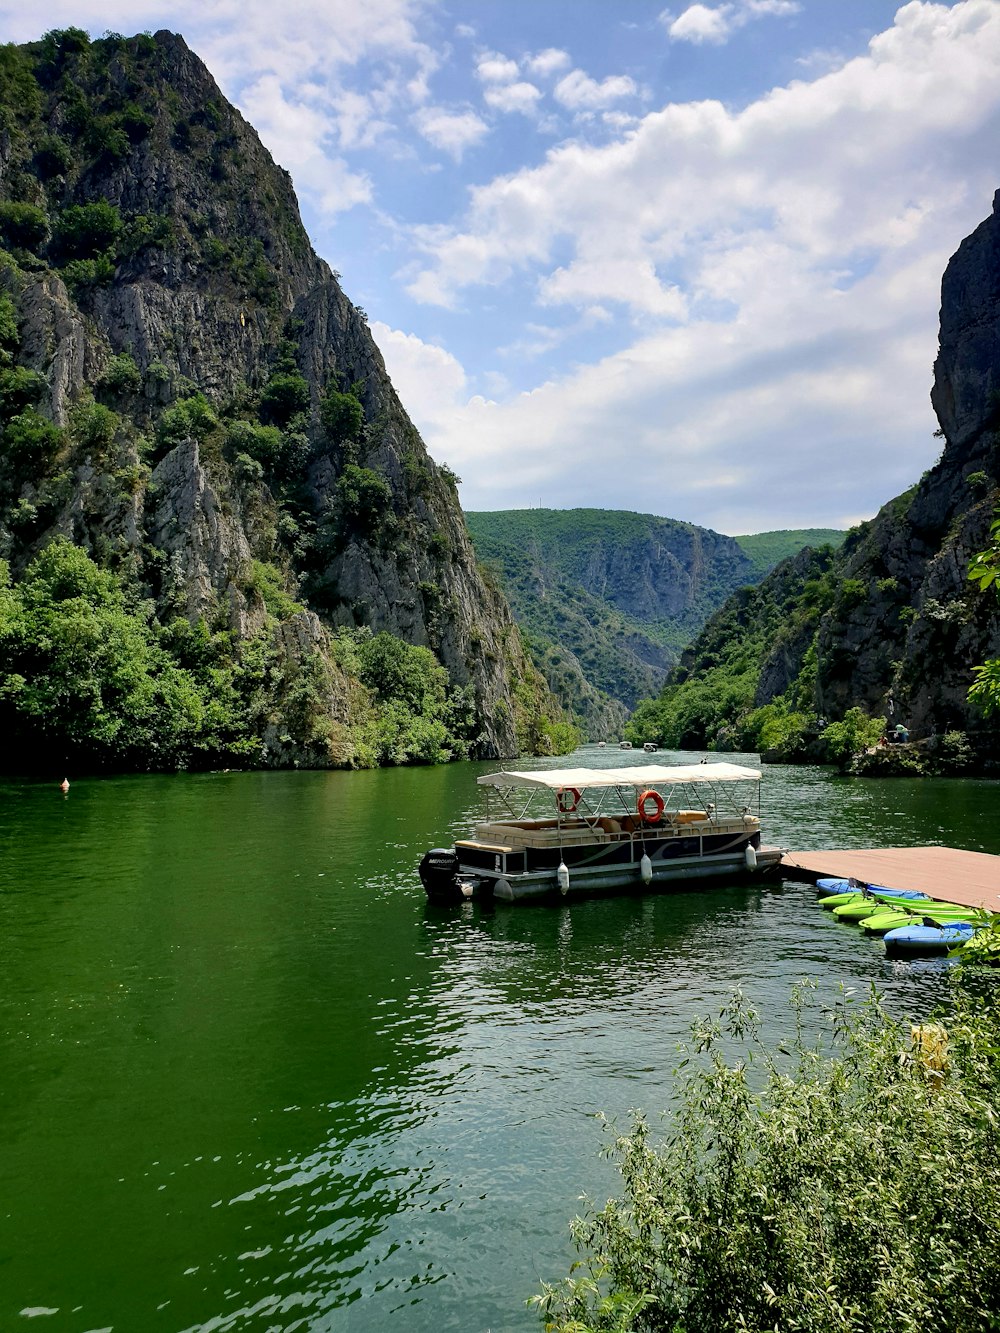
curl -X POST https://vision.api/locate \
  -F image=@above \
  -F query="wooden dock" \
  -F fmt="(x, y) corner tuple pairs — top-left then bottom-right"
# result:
(781, 846), (1000, 913)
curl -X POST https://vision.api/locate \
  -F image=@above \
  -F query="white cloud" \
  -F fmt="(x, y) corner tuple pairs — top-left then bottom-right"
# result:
(746, 0), (799, 15)
(396, 1), (1000, 528)
(412, 106), (489, 159)
(498, 306), (612, 359)
(239, 74), (373, 213)
(484, 81), (543, 115)
(370, 322), (469, 437)
(663, 0), (800, 46)
(665, 4), (734, 45)
(526, 47), (572, 77)
(553, 69), (639, 110)
(476, 51), (520, 83)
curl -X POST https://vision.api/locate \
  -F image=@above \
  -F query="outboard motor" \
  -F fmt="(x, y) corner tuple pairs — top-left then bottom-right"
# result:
(419, 848), (462, 900)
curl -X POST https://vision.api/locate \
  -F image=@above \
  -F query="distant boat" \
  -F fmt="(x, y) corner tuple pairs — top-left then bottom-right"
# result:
(597, 741), (606, 748)
(643, 742), (657, 753)
(618, 740), (632, 750)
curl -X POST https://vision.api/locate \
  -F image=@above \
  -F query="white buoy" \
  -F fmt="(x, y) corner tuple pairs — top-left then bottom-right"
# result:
(640, 853), (653, 885)
(557, 861), (570, 895)
(744, 843), (758, 870)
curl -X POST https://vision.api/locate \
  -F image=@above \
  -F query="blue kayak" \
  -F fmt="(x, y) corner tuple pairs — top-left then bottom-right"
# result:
(884, 921), (977, 958)
(816, 877), (855, 893)
(866, 884), (929, 900)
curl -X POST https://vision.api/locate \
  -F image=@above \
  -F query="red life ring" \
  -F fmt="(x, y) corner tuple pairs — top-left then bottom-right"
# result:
(637, 789), (665, 824)
(556, 786), (581, 814)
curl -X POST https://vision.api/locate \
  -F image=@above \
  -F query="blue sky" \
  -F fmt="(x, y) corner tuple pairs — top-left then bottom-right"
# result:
(4, 0), (1000, 534)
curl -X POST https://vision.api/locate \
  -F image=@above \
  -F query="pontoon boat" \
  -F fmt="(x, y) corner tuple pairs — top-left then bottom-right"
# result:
(419, 762), (781, 903)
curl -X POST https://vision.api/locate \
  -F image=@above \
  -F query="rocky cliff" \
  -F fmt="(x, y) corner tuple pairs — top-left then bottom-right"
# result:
(0, 28), (567, 768)
(634, 193), (1000, 761)
(810, 192), (1000, 742)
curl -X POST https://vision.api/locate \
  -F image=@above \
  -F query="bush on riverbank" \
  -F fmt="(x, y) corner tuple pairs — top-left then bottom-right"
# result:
(533, 980), (1000, 1333)
(0, 541), (486, 771)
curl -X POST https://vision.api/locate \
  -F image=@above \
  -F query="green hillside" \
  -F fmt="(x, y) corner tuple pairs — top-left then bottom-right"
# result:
(466, 509), (841, 734)
(734, 529), (846, 578)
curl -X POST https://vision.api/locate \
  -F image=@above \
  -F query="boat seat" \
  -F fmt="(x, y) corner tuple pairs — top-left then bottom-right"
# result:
(474, 822), (609, 847)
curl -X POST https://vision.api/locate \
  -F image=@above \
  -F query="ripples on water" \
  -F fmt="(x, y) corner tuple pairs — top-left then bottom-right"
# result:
(1, 754), (998, 1331)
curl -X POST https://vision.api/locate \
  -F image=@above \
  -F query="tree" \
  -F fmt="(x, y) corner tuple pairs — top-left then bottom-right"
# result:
(51, 200), (122, 261)
(0, 201), (49, 251)
(967, 508), (1000, 716)
(259, 372), (309, 426)
(820, 705), (885, 766)
(0, 541), (204, 766)
(319, 385), (363, 446)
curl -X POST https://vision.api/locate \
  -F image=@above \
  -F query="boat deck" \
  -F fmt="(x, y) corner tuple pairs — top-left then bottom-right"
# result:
(781, 846), (1000, 913)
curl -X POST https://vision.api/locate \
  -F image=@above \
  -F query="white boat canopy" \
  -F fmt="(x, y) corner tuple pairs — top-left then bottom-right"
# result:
(477, 763), (761, 790)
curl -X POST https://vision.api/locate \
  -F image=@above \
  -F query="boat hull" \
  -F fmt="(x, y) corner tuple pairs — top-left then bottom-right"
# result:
(460, 841), (781, 903)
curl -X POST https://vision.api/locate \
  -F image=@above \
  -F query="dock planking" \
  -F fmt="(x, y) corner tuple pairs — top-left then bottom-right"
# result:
(781, 846), (1000, 913)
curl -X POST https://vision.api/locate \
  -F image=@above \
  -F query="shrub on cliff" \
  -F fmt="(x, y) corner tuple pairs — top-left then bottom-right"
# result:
(0, 540), (204, 766)
(0, 201), (48, 252)
(534, 982), (1000, 1333)
(156, 394), (219, 449)
(1, 408), (63, 471)
(259, 371), (309, 427)
(338, 463), (392, 534)
(320, 385), (364, 446)
(349, 629), (478, 765)
(820, 706), (885, 768)
(51, 200), (122, 261)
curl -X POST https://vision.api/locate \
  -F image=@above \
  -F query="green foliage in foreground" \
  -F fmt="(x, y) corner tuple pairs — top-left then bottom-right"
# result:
(534, 980), (1000, 1333)
(0, 540), (258, 768)
(333, 628), (481, 766)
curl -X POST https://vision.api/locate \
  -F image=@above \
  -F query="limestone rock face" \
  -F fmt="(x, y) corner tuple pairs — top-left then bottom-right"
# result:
(766, 195), (1000, 745)
(931, 189), (1000, 453)
(0, 29), (553, 762)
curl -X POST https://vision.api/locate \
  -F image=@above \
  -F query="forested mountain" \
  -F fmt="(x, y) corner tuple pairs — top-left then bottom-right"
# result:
(628, 194), (1000, 769)
(0, 28), (574, 772)
(466, 508), (842, 737)
(733, 529), (845, 580)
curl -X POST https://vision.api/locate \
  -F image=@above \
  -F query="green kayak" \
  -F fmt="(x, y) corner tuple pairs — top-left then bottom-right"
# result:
(832, 894), (939, 921)
(833, 899), (900, 920)
(819, 887), (930, 911)
(861, 907), (978, 935)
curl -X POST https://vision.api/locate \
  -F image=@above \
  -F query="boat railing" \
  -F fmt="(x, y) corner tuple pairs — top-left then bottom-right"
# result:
(474, 810), (758, 848)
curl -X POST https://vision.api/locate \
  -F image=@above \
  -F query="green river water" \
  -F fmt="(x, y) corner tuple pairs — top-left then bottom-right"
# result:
(2, 750), (1000, 1332)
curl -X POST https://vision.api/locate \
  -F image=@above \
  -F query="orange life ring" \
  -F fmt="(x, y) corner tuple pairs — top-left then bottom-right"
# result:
(637, 789), (665, 824)
(556, 786), (581, 814)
